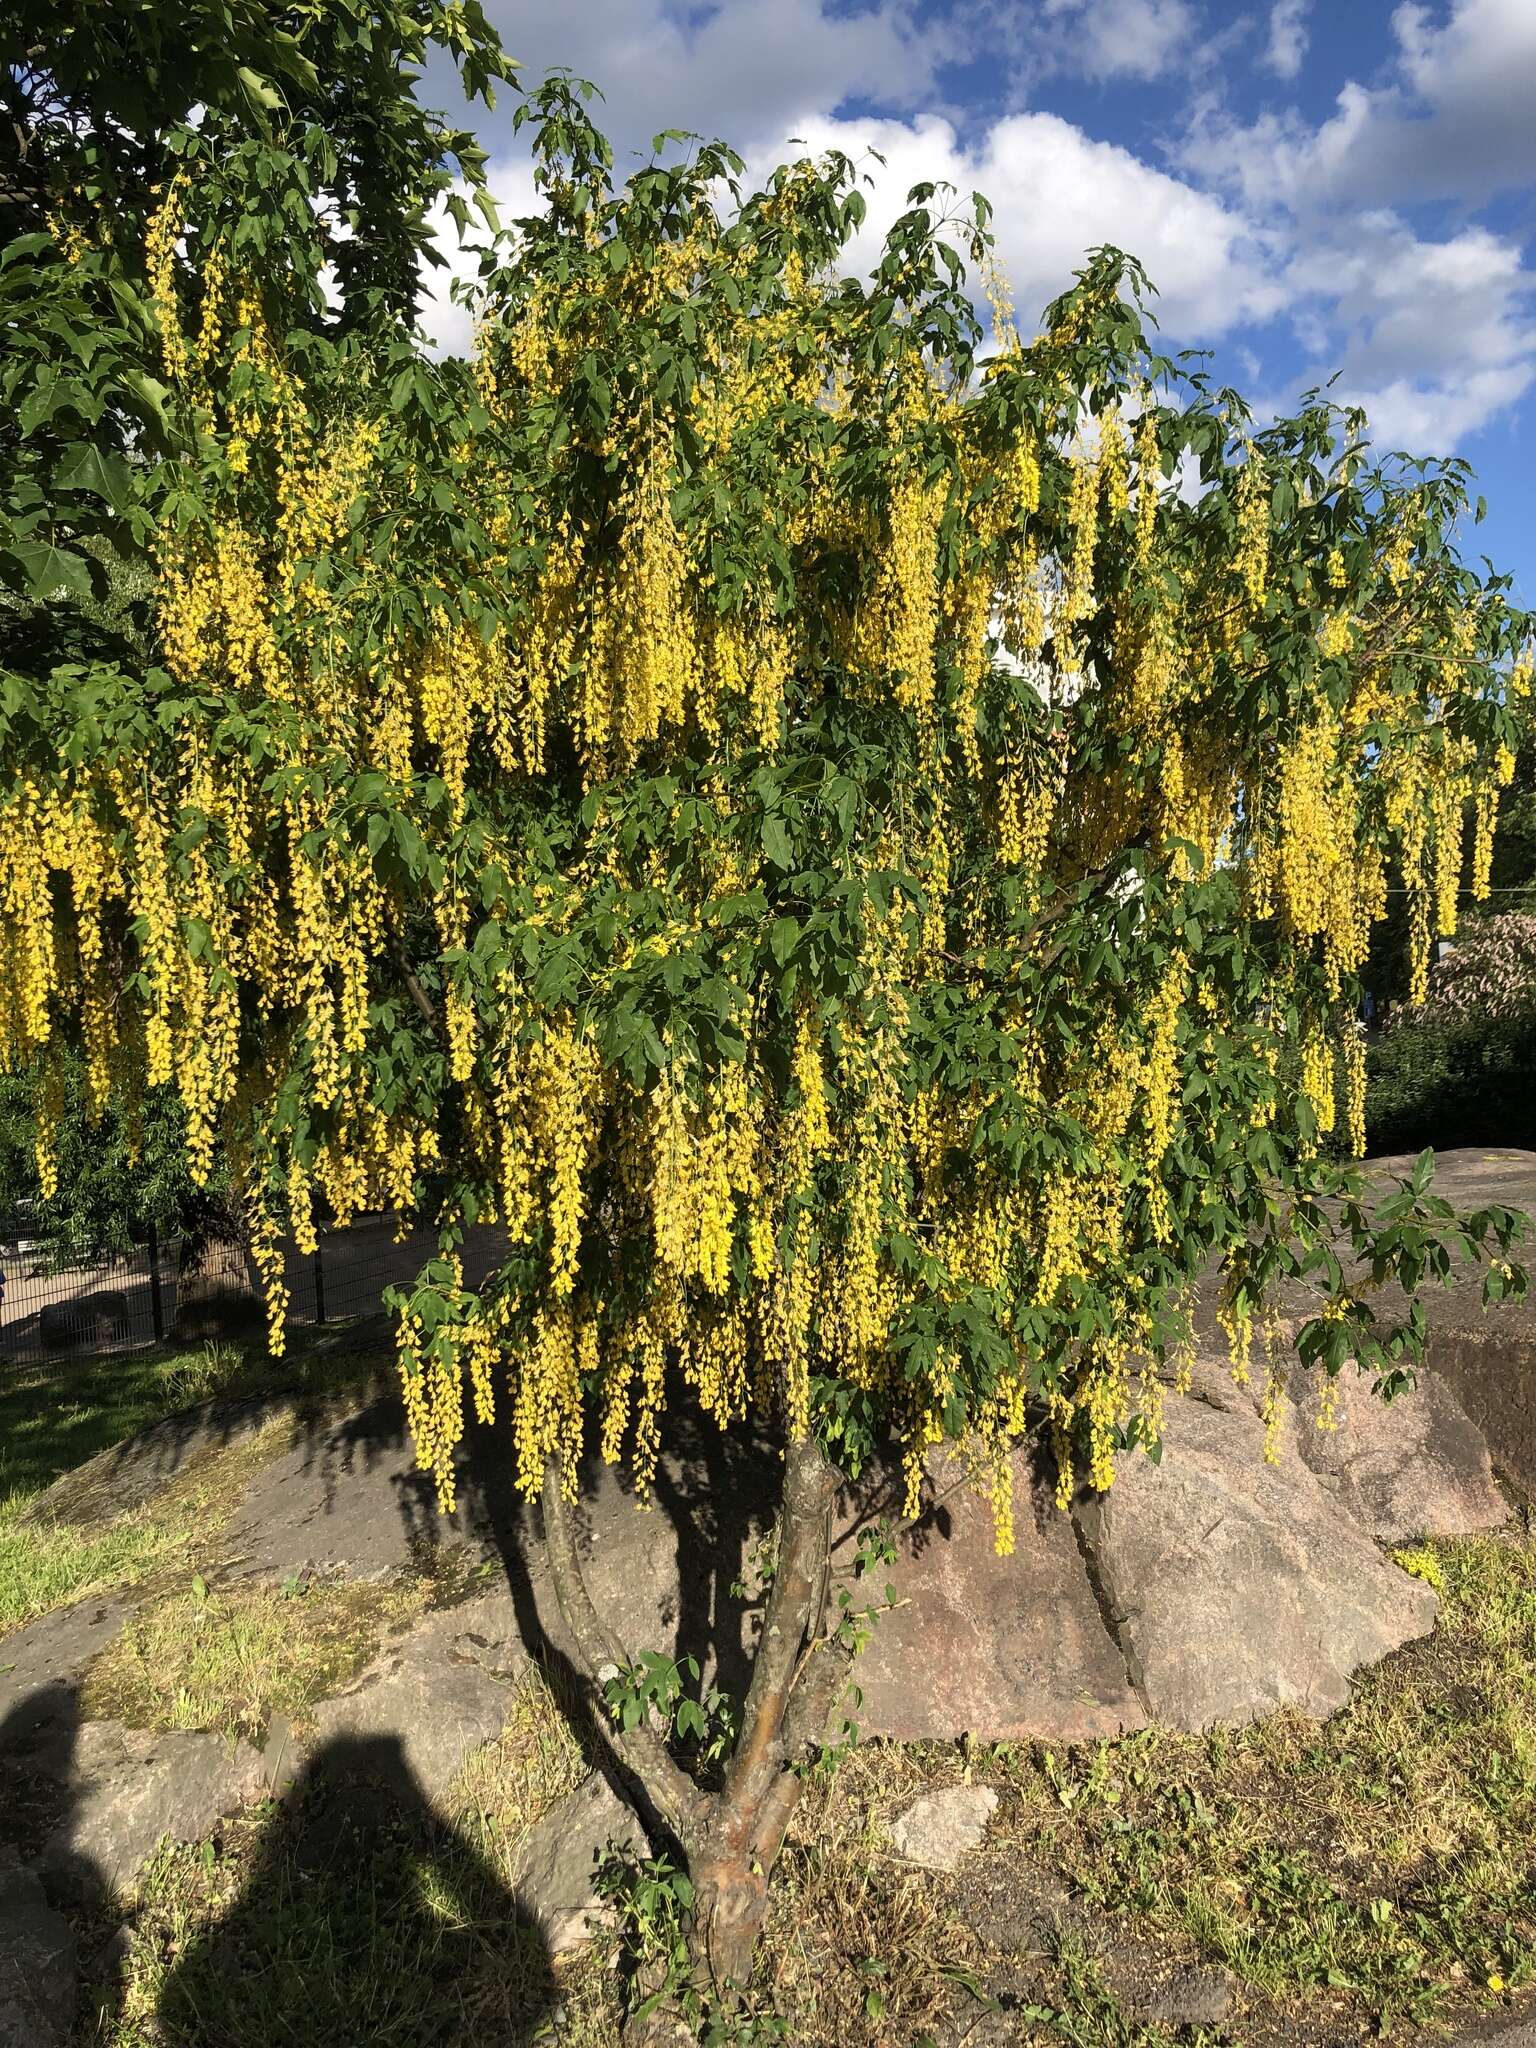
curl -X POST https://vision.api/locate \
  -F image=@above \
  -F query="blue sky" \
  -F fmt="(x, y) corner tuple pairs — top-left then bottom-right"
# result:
(425, 0), (1536, 598)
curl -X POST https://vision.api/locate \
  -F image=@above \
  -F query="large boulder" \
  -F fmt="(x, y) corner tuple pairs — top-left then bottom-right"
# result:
(1279, 1357), (1507, 1543)
(216, 1392), (440, 1585)
(0, 1601), (132, 1750)
(309, 1592), (526, 1804)
(0, 1850), (75, 2048)
(513, 1437), (1147, 1747)
(33, 1720), (289, 1899)
(851, 1451), (1145, 1743)
(1076, 1393), (1439, 1728)
(1430, 1315), (1536, 1505)
(38, 1291), (130, 1353)
(1273, 1148), (1536, 1507)
(1169, 1346), (1507, 1546)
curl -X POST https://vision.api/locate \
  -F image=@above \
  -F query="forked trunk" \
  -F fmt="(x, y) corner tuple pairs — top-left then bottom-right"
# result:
(538, 1433), (853, 2029)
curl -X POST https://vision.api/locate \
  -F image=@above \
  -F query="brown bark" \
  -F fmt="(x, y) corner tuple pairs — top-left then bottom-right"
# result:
(172, 1197), (261, 1340)
(719, 1434), (840, 1829)
(540, 1462), (708, 1846)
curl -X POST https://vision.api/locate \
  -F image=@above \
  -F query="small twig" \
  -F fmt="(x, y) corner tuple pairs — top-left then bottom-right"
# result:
(785, 1595), (913, 1700)
(385, 923), (442, 1036)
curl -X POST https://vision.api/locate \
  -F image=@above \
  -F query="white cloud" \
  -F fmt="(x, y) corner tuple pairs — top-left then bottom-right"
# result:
(476, 0), (941, 165)
(1036, 0), (1198, 81)
(1342, 367), (1533, 454)
(1262, 0), (1310, 79)
(1284, 213), (1536, 450)
(409, 0), (1536, 464)
(417, 159), (539, 357)
(420, 99), (1279, 357)
(746, 109), (1279, 340)
(1168, 0), (1536, 453)
(1187, 0), (1536, 212)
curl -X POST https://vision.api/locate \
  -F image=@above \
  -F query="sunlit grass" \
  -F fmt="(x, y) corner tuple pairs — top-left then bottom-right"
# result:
(80, 1571), (429, 1741)
(1, 1413), (302, 1636)
(986, 1532), (1536, 2035)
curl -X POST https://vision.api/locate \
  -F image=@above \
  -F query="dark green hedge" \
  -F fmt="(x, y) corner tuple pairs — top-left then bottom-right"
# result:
(1366, 1013), (1536, 1154)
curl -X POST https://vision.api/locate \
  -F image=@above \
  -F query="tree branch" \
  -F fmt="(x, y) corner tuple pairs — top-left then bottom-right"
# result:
(385, 922), (442, 1036)
(747, 1564), (861, 1872)
(718, 1433), (838, 1837)
(540, 1460), (709, 1846)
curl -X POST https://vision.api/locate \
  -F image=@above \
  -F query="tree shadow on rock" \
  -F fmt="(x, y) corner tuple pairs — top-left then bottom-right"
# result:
(137, 1731), (561, 2047)
(453, 1401), (785, 1797)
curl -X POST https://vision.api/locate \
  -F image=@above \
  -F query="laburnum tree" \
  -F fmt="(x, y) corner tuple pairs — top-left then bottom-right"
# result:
(3, 29), (1534, 2025)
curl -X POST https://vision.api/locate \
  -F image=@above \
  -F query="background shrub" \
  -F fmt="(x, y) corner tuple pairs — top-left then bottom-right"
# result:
(1367, 915), (1536, 1152)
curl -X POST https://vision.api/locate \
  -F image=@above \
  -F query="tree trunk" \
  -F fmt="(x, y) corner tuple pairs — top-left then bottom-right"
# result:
(537, 1432), (856, 2028)
(689, 1856), (772, 1999)
(172, 1192), (261, 1341)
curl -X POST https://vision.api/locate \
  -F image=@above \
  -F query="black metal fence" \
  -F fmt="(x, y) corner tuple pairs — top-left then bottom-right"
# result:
(0, 1232), (175, 1364)
(0, 1217), (507, 1368)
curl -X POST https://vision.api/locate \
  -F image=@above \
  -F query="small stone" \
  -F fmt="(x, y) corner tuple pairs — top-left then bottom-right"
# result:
(1133, 1960), (1234, 2028)
(889, 1785), (999, 1873)
(513, 1772), (645, 1955)
(91, 1923), (134, 1982)
(1449, 2015), (1536, 2046)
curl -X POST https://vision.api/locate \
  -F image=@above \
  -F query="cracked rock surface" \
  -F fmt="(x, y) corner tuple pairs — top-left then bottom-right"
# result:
(1075, 1391), (1440, 1728)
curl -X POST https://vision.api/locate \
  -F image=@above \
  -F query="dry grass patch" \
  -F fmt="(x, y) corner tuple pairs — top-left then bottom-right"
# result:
(757, 1741), (993, 2046)
(985, 1530), (1536, 2039)
(79, 1567), (429, 1740)
(452, 1662), (596, 1884)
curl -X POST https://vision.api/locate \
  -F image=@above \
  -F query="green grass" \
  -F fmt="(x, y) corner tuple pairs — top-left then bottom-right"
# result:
(0, 1320), (384, 1503)
(14, 1320), (1533, 2045)
(986, 1531), (1536, 2038)
(79, 1572), (432, 1741)
(57, 1506), (1536, 2045)
(0, 1495), (184, 1636)
(0, 1322), (389, 1638)
(0, 1413), (301, 1636)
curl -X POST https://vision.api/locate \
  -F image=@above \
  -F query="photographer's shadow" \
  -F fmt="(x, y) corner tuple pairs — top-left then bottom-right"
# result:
(146, 1729), (560, 2046)
(0, 1682), (562, 2048)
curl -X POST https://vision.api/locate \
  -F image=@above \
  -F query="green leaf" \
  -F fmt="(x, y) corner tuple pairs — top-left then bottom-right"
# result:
(6, 541), (94, 602)
(769, 916), (799, 965)
(762, 816), (792, 869)
(53, 444), (133, 509)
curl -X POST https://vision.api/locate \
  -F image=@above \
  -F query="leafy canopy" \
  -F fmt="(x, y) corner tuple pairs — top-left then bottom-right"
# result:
(3, 71), (1532, 1539)
(1, 0), (512, 630)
